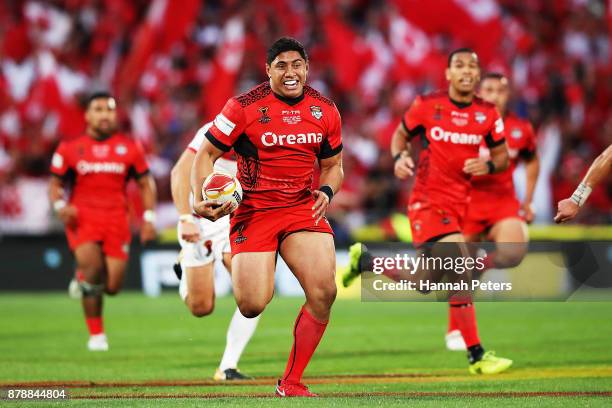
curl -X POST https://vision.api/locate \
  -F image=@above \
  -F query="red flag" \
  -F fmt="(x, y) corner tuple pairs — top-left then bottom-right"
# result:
(201, 17), (245, 121)
(118, 0), (201, 95)
(158, 0), (200, 52)
(388, 12), (434, 80)
(322, 11), (373, 92)
(117, 0), (165, 95)
(391, 0), (503, 63)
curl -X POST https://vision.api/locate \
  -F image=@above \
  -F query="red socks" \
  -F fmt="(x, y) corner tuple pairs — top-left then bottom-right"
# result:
(282, 306), (328, 384)
(449, 301), (480, 347)
(86, 317), (104, 336)
(80, 269), (104, 336)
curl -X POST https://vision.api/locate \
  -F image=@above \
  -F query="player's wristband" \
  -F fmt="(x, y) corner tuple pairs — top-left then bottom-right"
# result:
(53, 199), (66, 213)
(143, 210), (157, 223)
(486, 160), (496, 174)
(570, 182), (592, 207)
(319, 185), (334, 202)
(179, 214), (196, 224)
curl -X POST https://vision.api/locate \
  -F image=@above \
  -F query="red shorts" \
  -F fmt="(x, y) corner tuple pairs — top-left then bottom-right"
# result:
(408, 200), (465, 246)
(65, 207), (131, 260)
(229, 199), (334, 255)
(463, 194), (522, 237)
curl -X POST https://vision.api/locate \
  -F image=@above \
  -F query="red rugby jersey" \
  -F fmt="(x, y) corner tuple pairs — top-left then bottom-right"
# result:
(50, 133), (149, 211)
(471, 112), (537, 195)
(402, 91), (505, 206)
(205, 82), (342, 209)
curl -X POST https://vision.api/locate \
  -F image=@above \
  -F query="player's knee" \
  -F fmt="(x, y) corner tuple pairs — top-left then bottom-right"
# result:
(236, 299), (267, 318)
(188, 298), (215, 317)
(310, 281), (337, 308)
(498, 255), (523, 269)
(323, 282), (337, 306)
(495, 250), (526, 268)
(190, 304), (214, 317)
(79, 281), (104, 297)
(104, 285), (121, 296)
(80, 267), (103, 284)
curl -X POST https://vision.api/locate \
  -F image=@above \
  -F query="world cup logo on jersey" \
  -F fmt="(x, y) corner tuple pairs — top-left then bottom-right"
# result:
(115, 144), (127, 155)
(475, 112), (487, 124)
(511, 128), (523, 139)
(258, 106), (271, 124)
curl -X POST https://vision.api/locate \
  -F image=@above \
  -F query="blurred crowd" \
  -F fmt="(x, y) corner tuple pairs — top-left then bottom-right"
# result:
(0, 0), (610, 237)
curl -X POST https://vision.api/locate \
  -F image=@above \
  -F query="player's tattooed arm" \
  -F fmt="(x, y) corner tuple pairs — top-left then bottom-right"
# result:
(555, 144), (612, 223)
(313, 152), (344, 225)
(464, 142), (509, 176)
(48, 175), (77, 228)
(390, 122), (415, 180)
(137, 174), (157, 243)
(191, 138), (231, 221)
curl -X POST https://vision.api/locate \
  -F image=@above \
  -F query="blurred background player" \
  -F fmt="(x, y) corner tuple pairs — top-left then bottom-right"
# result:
(170, 121), (259, 380)
(192, 37), (343, 397)
(446, 72), (540, 351)
(555, 144), (611, 223)
(344, 49), (513, 374)
(48, 92), (157, 351)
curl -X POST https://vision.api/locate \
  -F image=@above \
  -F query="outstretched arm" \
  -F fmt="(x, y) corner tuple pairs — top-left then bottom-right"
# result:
(554, 144), (612, 223)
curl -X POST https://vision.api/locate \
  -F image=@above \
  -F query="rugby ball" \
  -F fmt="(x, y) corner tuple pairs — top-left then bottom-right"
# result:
(202, 172), (242, 213)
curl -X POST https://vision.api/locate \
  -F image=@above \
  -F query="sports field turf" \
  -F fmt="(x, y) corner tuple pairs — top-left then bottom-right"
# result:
(1, 293), (611, 406)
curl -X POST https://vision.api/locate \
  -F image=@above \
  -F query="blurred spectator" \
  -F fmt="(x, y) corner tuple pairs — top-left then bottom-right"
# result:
(1, 0), (610, 236)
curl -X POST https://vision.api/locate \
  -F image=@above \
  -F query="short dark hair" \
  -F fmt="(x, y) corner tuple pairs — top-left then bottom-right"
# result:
(266, 37), (308, 65)
(86, 91), (114, 109)
(481, 72), (507, 81)
(447, 48), (478, 67)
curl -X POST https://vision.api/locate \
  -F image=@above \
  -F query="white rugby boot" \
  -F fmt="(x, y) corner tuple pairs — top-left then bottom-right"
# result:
(87, 334), (109, 351)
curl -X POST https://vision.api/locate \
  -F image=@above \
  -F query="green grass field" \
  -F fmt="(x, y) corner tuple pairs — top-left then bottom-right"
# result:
(1, 293), (611, 406)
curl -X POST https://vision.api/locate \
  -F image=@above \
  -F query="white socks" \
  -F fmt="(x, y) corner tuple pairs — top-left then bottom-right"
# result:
(179, 273), (188, 301)
(219, 307), (260, 371)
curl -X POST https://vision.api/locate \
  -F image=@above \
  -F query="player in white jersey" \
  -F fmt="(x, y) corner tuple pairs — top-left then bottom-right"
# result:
(170, 122), (259, 380)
